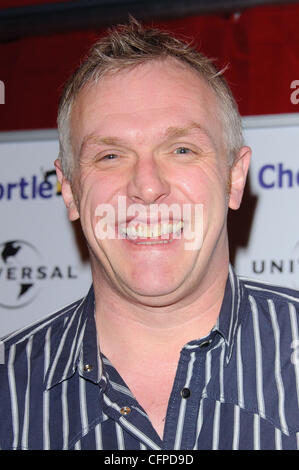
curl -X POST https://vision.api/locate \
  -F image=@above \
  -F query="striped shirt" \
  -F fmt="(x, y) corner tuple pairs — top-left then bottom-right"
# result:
(1, 265), (299, 450)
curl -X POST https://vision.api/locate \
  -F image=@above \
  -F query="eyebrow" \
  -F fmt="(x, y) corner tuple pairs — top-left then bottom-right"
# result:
(80, 122), (217, 155)
(80, 135), (127, 155)
(164, 122), (216, 146)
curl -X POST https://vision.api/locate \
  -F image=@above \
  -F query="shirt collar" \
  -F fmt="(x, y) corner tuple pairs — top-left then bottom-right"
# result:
(44, 265), (245, 389)
(215, 264), (247, 363)
(44, 285), (105, 390)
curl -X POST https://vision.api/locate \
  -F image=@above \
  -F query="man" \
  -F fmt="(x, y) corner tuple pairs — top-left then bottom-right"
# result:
(1, 18), (299, 451)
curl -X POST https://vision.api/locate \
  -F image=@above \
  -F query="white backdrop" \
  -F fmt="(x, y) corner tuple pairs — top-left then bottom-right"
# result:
(0, 113), (299, 337)
(236, 113), (299, 288)
(0, 130), (91, 337)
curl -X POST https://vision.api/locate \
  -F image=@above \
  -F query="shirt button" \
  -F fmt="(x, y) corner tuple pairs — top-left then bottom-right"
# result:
(83, 364), (93, 372)
(181, 387), (191, 399)
(120, 406), (131, 415)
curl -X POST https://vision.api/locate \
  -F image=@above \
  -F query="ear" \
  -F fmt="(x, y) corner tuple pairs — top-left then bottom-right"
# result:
(228, 146), (251, 210)
(54, 159), (80, 221)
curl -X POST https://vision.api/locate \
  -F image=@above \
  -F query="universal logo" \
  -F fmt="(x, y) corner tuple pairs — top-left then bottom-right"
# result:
(251, 241), (299, 289)
(0, 239), (77, 309)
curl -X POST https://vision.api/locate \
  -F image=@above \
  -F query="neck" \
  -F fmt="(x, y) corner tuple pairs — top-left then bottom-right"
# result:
(94, 261), (228, 365)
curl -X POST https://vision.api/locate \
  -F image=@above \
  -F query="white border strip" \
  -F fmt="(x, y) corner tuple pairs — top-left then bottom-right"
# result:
(0, 129), (58, 142)
(242, 113), (299, 129)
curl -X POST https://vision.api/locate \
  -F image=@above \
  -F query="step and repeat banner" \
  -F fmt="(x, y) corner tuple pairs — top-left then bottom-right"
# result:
(0, 131), (91, 337)
(1, 114), (299, 337)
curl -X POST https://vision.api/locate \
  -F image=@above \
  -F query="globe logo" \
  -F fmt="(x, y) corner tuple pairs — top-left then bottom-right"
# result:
(0, 240), (42, 308)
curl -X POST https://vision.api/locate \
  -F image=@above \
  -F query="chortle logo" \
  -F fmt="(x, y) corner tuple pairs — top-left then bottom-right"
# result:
(0, 240), (42, 308)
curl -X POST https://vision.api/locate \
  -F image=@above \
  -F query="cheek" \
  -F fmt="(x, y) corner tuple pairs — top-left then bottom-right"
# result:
(172, 164), (229, 204)
(78, 171), (124, 209)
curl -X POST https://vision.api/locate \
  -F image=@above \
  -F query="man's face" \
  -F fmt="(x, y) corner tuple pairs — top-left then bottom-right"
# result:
(57, 59), (249, 305)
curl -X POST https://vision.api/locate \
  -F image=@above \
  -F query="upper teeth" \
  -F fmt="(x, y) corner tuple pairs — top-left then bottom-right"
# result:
(120, 221), (184, 239)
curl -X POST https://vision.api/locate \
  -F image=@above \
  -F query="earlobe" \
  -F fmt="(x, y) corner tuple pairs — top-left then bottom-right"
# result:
(54, 159), (80, 221)
(228, 146), (251, 210)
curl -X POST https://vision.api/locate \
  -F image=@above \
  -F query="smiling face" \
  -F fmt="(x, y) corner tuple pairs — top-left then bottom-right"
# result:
(56, 58), (250, 306)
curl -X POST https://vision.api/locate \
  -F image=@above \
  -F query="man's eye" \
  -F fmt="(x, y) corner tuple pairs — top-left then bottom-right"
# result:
(174, 147), (192, 155)
(102, 154), (118, 160)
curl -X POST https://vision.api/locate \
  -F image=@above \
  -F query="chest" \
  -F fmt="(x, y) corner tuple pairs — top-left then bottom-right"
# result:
(119, 364), (178, 439)
(129, 378), (174, 439)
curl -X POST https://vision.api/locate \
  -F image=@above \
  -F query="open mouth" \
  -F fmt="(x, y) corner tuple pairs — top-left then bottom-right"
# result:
(119, 221), (184, 245)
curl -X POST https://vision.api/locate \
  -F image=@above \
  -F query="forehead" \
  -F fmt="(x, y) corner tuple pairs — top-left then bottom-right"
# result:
(70, 59), (223, 150)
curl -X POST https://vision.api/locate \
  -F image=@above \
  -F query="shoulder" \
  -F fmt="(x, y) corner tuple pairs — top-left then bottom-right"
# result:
(0, 297), (85, 365)
(238, 275), (299, 348)
(232, 275), (299, 435)
(239, 275), (299, 321)
(240, 275), (299, 304)
(0, 296), (88, 450)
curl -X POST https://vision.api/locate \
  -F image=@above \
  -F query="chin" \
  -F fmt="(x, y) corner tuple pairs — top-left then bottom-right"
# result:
(119, 270), (187, 302)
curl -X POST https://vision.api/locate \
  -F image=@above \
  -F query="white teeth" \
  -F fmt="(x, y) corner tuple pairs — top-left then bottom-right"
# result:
(136, 240), (172, 245)
(120, 221), (184, 239)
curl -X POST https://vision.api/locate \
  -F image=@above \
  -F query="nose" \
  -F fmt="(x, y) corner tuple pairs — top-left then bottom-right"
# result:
(127, 157), (170, 205)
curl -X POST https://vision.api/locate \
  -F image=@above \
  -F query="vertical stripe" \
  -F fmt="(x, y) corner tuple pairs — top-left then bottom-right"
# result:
(201, 348), (212, 398)
(193, 348), (212, 448)
(236, 326), (244, 408)
(79, 376), (89, 435)
(43, 327), (51, 449)
(68, 317), (87, 378)
(249, 295), (265, 417)
(288, 303), (299, 408)
(212, 401), (221, 450)
(94, 423), (103, 450)
(7, 344), (19, 449)
(219, 343), (225, 401)
(253, 414), (260, 450)
(115, 422), (125, 450)
(62, 380), (69, 449)
(43, 327), (51, 381)
(232, 405), (240, 450)
(74, 439), (81, 449)
(193, 398), (204, 450)
(275, 428), (282, 450)
(21, 336), (33, 449)
(174, 352), (196, 450)
(46, 300), (85, 388)
(268, 300), (288, 435)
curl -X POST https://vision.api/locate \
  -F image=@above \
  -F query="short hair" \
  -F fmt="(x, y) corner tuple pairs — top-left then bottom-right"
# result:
(57, 17), (244, 181)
